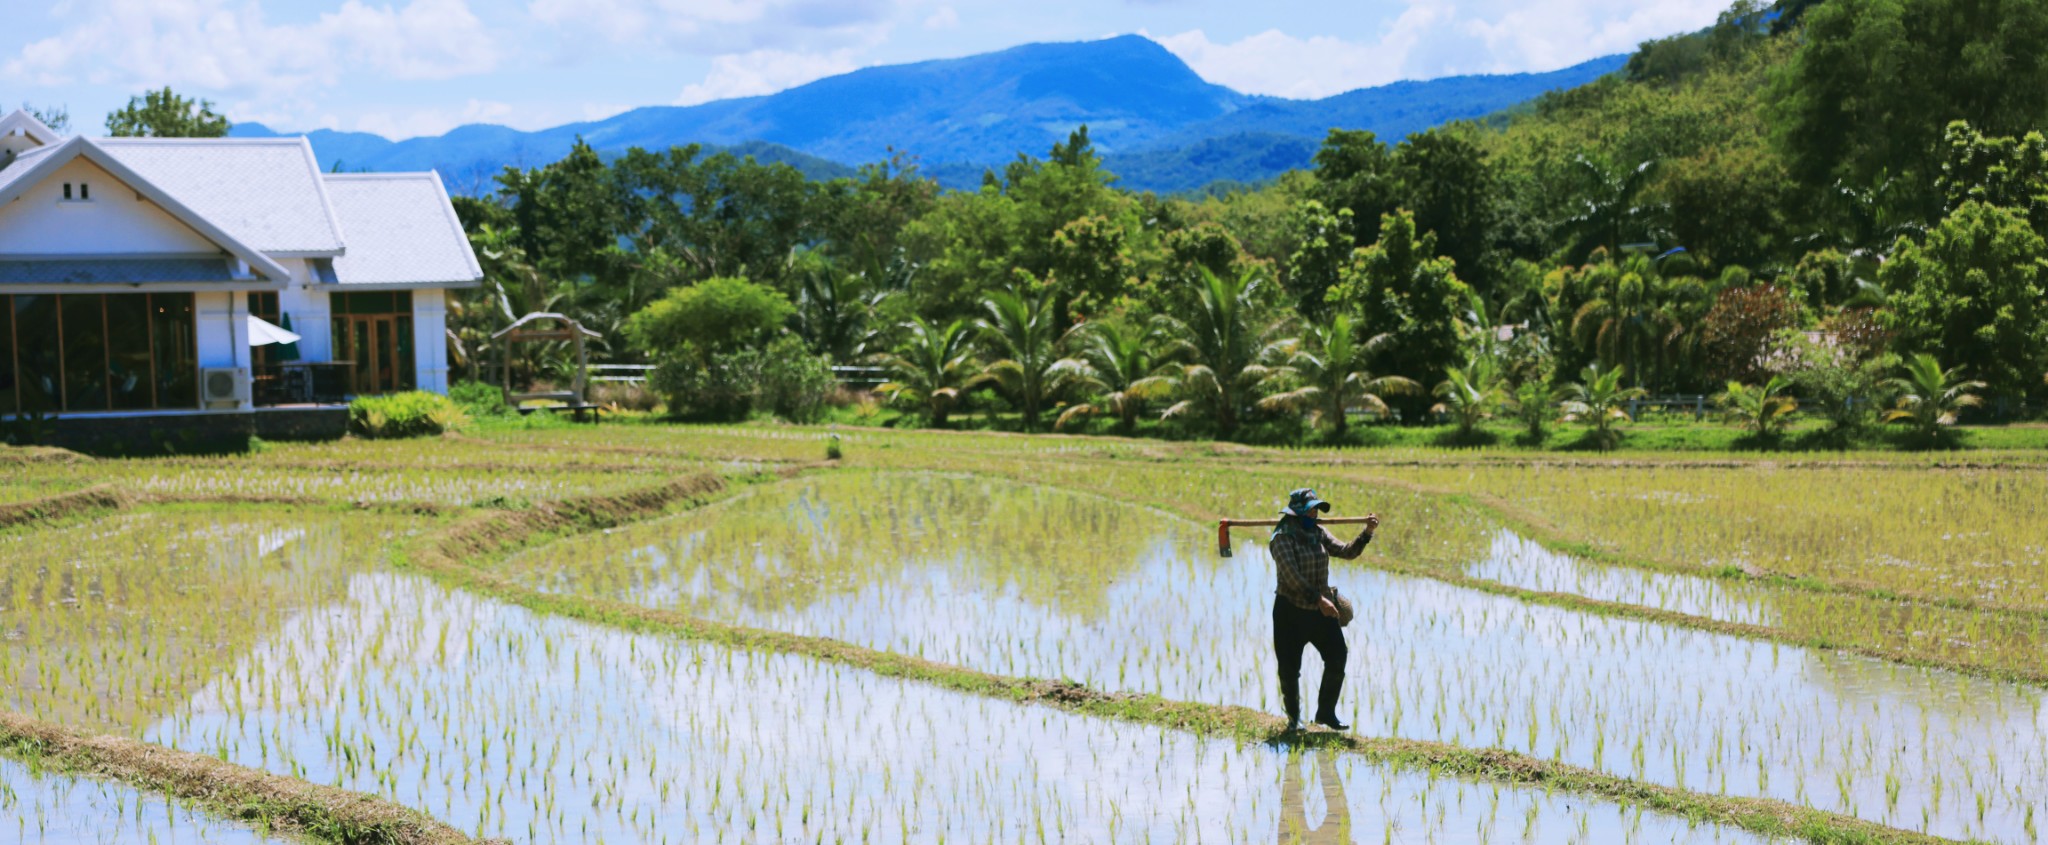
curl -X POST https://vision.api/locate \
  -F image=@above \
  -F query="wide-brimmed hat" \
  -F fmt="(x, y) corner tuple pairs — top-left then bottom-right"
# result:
(1280, 488), (1332, 518)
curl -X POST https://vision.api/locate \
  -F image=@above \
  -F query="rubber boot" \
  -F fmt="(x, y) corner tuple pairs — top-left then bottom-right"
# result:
(1313, 671), (1348, 730)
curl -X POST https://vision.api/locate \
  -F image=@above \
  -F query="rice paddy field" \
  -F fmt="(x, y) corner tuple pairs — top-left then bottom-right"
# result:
(3, 421), (2043, 844)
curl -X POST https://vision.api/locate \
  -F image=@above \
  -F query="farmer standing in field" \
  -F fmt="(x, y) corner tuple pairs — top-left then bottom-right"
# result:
(1269, 488), (1376, 732)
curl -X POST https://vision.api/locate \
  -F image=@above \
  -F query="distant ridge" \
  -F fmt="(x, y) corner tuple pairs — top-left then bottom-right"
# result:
(234, 36), (1624, 194)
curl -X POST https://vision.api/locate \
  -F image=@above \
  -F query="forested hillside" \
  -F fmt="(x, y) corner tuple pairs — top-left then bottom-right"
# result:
(231, 39), (1621, 194)
(451, 0), (2048, 447)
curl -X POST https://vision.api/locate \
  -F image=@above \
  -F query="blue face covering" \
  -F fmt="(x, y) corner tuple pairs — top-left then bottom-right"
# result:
(1272, 512), (1319, 542)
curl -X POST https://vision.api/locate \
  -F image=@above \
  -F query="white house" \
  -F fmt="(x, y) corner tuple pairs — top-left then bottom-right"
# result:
(0, 109), (481, 425)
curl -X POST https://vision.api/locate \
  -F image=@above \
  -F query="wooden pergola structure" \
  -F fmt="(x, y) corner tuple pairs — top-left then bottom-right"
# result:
(492, 312), (602, 411)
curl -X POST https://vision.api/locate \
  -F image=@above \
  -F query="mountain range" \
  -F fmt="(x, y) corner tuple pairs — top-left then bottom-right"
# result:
(234, 35), (1626, 195)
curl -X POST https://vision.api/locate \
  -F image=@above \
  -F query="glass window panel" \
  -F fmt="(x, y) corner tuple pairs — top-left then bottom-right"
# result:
(0, 296), (15, 415)
(13, 296), (58, 413)
(396, 316), (415, 391)
(250, 292), (279, 369)
(151, 294), (197, 409)
(106, 294), (153, 410)
(374, 319), (393, 392)
(60, 295), (108, 412)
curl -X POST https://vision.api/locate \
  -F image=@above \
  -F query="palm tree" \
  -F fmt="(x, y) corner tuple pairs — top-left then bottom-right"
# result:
(1049, 321), (1178, 433)
(1508, 379), (1558, 443)
(1560, 363), (1648, 449)
(1156, 267), (1280, 437)
(796, 261), (891, 362)
(1257, 314), (1418, 435)
(977, 288), (1060, 431)
(1433, 357), (1507, 438)
(875, 317), (979, 428)
(1569, 253), (1708, 390)
(1559, 156), (1666, 261)
(1884, 353), (1986, 441)
(1718, 375), (1799, 442)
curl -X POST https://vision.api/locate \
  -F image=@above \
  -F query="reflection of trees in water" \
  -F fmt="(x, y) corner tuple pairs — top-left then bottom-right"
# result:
(1279, 750), (1352, 845)
(0, 513), (379, 735)
(529, 471), (1176, 619)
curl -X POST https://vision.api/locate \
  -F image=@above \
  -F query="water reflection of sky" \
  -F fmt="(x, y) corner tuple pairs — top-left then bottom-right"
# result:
(515, 473), (2048, 843)
(146, 573), (1769, 844)
(0, 756), (281, 845)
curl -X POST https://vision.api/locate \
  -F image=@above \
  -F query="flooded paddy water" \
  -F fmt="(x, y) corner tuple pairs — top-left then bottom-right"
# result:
(506, 471), (2047, 843)
(2, 505), (1774, 843)
(1, 756), (284, 845)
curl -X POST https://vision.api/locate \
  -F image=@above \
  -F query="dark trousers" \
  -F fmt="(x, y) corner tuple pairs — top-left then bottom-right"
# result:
(1273, 595), (1347, 721)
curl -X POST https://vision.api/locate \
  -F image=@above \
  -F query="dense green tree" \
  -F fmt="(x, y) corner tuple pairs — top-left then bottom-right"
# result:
(1281, 200), (1357, 321)
(1879, 201), (2048, 396)
(1329, 210), (1473, 414)
(1396, 128), (1499, 297)
(611, 144), (821, 290)
(498, 139), (624, 283)
(1310, 130), (1401, 248)
(106, 88), (228, 137)
(1938, 121), (2048, 234)
(1773, 0), (2048, 220)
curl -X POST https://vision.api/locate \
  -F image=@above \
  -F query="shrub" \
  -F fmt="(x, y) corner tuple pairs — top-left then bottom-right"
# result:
(758, 335), (837, 423)
(448, 380), (510, 417)
(348, 391), (468, 438)
(624, 276), (794, 356)
(590, 381), (660, 412)
(649, 345), (765, 421)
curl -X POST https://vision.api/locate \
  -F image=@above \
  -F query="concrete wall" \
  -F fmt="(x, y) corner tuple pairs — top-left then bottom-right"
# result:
(194, 290), (240, 371)
(0, 158), (218, 256)
(276, 261), (333, 364)
(412, 287), (449, 393)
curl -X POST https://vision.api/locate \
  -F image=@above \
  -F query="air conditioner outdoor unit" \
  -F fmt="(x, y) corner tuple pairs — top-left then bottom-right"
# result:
(201, 367), (250, 408)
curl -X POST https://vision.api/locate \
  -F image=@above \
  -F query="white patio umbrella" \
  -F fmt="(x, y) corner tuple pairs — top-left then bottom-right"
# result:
(247, 314), (301, 346)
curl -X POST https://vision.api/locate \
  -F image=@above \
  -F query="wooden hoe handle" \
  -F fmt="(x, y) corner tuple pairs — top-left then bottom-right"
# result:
(1216, 516), (1375, 557)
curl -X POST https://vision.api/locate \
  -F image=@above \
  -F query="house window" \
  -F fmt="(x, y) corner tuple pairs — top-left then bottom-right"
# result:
(80, 183), (89, 201)
(2, 293), (197, 414)
(329, 291), (415, 395)
(61, 183), (71, 201)
(249, 292), (281, 369)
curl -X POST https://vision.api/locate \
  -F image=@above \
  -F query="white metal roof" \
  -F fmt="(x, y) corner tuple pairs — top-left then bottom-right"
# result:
(0, 136), (293, 284)
(321, 172), (483, 287)
(94, 137), (346, 256)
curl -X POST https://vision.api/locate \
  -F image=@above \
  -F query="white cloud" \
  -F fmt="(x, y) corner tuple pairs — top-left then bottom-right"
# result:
(923, 6), (959, 30)
(528, 0), (895, 54)
(674, 48), (861, 106)
(353, 98), (515, 139)
(1155, 0), (1719, 99)
(3, 0), (499, 95)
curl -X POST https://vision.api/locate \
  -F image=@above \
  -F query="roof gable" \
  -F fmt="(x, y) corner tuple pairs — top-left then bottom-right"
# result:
(0, 137), (293, 282)
(95, 137), (345, 256)
(0, 110), (61, 156)
(320, 171), (483, 287)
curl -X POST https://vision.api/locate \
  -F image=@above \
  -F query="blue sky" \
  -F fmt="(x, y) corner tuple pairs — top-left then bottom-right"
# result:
(4, 0), (1724, 140)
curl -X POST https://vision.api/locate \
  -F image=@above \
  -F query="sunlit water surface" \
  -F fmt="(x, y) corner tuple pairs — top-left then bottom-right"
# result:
(507, 472), (2047, 843)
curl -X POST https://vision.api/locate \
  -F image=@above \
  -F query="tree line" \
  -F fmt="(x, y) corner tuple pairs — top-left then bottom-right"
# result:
(29, 0), (2043, 447)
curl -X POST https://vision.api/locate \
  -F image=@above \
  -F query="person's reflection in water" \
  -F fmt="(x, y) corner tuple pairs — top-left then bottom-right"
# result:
(1278, 750), (1352, 844)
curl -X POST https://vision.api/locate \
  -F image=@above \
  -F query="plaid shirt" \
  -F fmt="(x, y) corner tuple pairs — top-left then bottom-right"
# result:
(1270, 523), (1371, 610)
